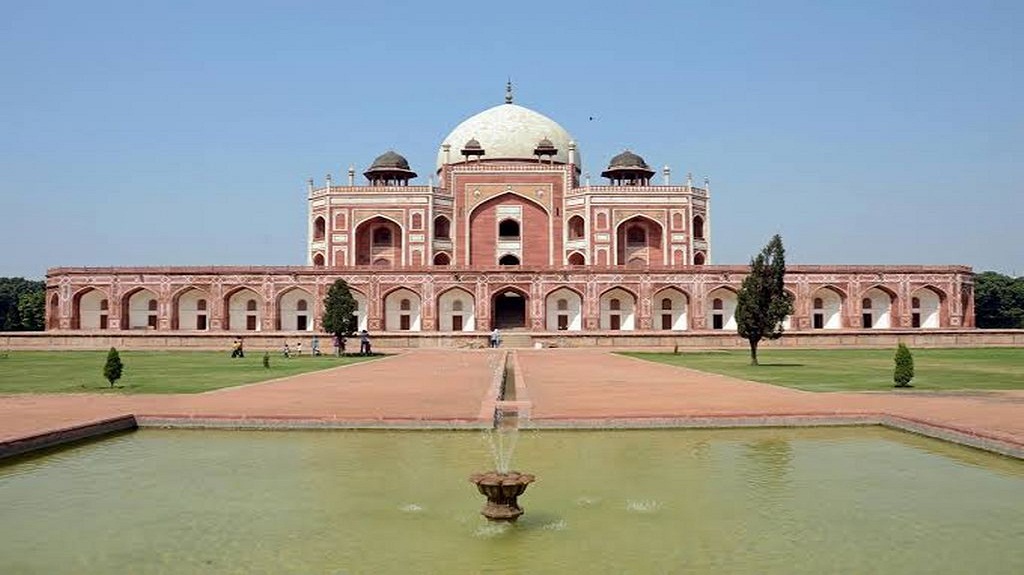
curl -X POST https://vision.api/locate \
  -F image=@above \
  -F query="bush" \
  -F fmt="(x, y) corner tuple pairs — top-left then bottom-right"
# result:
(893, 343), (914, 388)
(103, 347), (124, 388)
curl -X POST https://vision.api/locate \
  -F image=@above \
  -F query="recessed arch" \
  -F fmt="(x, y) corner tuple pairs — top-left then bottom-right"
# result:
(277, 286), (315, 331)
(71, 286), (110, 330)
(599, 287), (637, 330)
(224, 286), (262, 332)
(437, 287), (475, 331)
(466, 190), (551, 220)
(313, 216), (326, 242)
(910, 285), (945, 328)
(498, 253), (521, 266)
(860, 285), (896, 329)
(567, 215), (585, 240)
(615, 215), (664, 266)
(810, 286), (845, 329)
(498, 218), (521, 239)
(693, 215), (705, 239)
(545, 286), (583, 331)
(433, 215), (451, 239)
(383, 287), (421, 331)
(47, 292), (59, 330)
(491, 285), (530, 330)
(653, 287), (690, 331)
(172, 286), (211, 331)
(312, 253), (325, 267)
(693, 252), (706, 266)
(433, 252), (451, 266)
(567, 251), (586, 265)
(354, 215), (404, 267)
(706, 287), (738, 331)
(121, 287), (159, 330)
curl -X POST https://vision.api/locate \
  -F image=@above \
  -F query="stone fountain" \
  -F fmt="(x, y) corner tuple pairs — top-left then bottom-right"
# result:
(469, 350), (535, 522)
(469, 470), (535, 522)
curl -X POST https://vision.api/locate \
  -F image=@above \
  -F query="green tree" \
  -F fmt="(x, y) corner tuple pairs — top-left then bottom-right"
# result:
(17, 290), (46, 331)
(974, 271), (1024, 328)
(735, 234), (795, 366)
(893, 343), (915, 388)
(0, 278), (45, 331)
(321, 279), (358, 354)
(103, 347), (124, 388)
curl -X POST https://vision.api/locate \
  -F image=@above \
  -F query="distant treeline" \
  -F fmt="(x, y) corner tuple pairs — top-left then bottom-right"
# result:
(974, 271), (1024, 329)
(2, 272), (1022, 332)
(0, 277), (45, 331)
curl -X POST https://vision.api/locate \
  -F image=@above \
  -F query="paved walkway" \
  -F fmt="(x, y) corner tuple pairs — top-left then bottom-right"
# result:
(1, 348), (1022, 457)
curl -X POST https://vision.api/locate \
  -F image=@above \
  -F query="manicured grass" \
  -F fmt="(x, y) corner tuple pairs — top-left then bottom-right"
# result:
(0, 351), (381, 394)
(621, 348), (1024, 392)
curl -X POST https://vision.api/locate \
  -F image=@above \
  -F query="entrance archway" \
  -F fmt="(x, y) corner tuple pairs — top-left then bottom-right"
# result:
(492, 289), (528, 329)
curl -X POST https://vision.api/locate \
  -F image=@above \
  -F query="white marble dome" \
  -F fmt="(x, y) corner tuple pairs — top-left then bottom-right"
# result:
(437, 103), (579, 171)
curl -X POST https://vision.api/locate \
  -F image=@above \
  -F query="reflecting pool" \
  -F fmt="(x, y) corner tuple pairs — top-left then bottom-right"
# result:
(1, 427), (1022, 574)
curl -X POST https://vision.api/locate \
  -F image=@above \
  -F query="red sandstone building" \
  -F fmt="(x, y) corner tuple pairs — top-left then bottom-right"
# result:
(45, 89), (975, 339)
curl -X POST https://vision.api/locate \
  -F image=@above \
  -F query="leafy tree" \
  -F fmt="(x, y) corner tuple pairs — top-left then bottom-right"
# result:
(974, 271), (1024, 328)
(893, 343), (915, 388)
(321, 279), (358, 354)
(0, 278), (45, 331)
(735, 234), (795, 366)
(103, 347), (124, 388)
(17, 290), (46, 331)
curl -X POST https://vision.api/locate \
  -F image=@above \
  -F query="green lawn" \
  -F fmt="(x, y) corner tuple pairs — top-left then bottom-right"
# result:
(0, 351), (381, 394)
(621, 348), (1024, 392)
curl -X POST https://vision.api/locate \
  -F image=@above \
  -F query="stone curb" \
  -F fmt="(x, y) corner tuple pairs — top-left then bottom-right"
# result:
(0, 415), (138, 461)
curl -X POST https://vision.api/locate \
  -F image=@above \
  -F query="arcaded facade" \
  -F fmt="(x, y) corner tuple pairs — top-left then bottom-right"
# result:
(46, 88), (975, 334)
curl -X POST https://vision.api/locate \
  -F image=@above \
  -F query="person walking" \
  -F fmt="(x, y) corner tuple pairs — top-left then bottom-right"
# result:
(295, 341), (303, 356)
(282, 342), (291, 358)
(490, 328), (501, 348)
(230, 338), (241, 358)
(311, 335), (321, 356)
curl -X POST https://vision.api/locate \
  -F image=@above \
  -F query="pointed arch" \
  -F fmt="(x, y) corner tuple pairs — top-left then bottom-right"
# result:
(615, 214), (664, 266)
(172, 286), (211, 331)
(809, 286), (845, 329)
(121, 287), (159, 330)
(312, 253), (325, 267)
(491, 285), (530, 330)
(383, 287), (421, 331)
(224, 286), (263, 332)
(47, 292), (60, 330)
(860, 285), (897, 329)
(545, 286), (584, 331)
(433, 215), (451, 240)
(354, 215), (404, 267)
(567, 215), (585, 240)
(910, 285), (946, 328)
(652, 287), (690, 331)
(437, 287), (476, 331)
(433, 252), (451, 266)
(599, 287), (637, 330)
(313, 216), (326, 241)
(277, 286), (315, 331)
(567, 251), (586, 265)
(706, 286), (738, 331)
(71, 286), (109, 330)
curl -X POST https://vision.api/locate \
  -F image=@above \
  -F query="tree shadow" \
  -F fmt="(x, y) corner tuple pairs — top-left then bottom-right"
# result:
(755, 363), (805, 368)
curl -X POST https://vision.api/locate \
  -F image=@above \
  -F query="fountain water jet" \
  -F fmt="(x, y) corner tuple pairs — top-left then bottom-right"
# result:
(470, 350), (535, 522)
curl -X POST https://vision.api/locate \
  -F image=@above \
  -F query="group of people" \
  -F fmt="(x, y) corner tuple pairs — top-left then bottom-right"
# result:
(230, 330), (373, 359)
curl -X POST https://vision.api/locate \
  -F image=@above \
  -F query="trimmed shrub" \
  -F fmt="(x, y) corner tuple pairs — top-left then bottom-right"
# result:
(893, 343), (915, 388)
(103, 347), (124, 388)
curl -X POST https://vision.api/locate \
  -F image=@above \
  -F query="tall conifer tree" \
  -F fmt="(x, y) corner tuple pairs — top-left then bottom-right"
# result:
(735, 234), (794, 365)
(321, 279), (358, 349)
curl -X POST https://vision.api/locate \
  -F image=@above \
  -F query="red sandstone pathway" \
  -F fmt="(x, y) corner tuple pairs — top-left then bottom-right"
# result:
(0, 349), (500, 442)
(516, 349), (1024, 446)
(1, 348), (1022, 456)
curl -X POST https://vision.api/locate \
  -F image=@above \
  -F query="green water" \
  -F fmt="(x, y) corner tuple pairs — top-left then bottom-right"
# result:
(1, 427), (1022, 574)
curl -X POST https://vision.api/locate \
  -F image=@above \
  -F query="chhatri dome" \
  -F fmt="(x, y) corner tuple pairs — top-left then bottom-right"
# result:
(437, 84), (579, 171)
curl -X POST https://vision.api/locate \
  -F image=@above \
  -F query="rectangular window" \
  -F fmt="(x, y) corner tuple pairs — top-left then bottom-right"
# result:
(148, 314), (158, 329)
(912, 313), (921, 328)
(712, 314), (723, 330)
(247, 315), (257, 331)
(400, 314), (410, 331)
(862, 313), (873, 329)
(297, 316), (308, 331)
(99, 315), (108, 330)
(609, 315), (621, 331)
(197, 315), (207, 331)
(661, 314), (673, 330)
(813, 313), (824, 329)
(557, 314), (568, 331)
(452, 315), (463, 331)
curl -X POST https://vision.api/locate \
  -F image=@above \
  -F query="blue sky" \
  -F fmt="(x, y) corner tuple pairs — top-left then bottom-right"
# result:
(1, 0), (1021, 278)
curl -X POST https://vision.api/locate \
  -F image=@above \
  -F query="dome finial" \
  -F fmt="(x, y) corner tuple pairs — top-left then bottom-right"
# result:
(505, 78), (513, 104)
